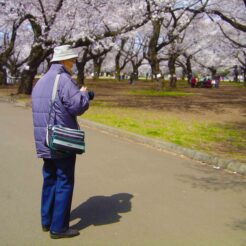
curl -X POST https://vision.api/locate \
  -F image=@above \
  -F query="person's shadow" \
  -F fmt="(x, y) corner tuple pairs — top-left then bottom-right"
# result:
(70, 193), (133, 231)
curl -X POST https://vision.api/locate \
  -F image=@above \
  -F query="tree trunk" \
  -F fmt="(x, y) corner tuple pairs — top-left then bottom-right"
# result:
(244, 58), (246, 86)
(168, 54), (177, 88)
(243, 68), (246, 86)
(115, 52), (121, 81)
(149, 55), (161, 80)
(18, 69), (37, 94)
(77, 65), (85, 85)
(186, 56), (192, 84)
(93, 63), (100, 79)
(147, 20), (162, 81)
(233, 65), (239, 82)
(8, 63), (20, 84)
(181, 67), (186, 80)
(133, 69), (139, 80)
(76, 48), (90, 85)
(93, 57), (104, 80)
(18, 45), (52, 94)
(0, 66), (7, 85)
(131, 62), (139, 80)
(208, 67), (217, 79)
(76, 60), (87, 85)
(114, 39), (128, 81)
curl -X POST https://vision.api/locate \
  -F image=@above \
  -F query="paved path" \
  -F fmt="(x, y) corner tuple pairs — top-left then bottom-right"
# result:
(0, 102), (246, 246)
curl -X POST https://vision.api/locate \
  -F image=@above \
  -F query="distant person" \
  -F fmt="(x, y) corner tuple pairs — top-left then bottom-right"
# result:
(211, 79), (216, 88)
(191, 76), (197, 88)
(32, 45), (91, 239)
(129, 73), (135, 84)
(215, 75), (220, 88)
(206, 78), (212, 88)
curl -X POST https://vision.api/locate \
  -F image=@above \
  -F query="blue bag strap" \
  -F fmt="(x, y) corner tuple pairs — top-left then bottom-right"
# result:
(47, 74), (61, 126)
(47, 73), (80, 130)
(51, 74), (60, 103)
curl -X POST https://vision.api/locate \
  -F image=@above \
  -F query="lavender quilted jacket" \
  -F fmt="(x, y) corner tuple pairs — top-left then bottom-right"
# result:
(32, 64), (89, 159)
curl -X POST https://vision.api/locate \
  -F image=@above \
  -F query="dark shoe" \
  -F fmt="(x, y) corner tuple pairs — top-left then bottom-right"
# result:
(42, 225), (50, 232)
(50, 229), (80, 239)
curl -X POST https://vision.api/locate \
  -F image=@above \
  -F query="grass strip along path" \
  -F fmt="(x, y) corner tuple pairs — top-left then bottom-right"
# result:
(82, 103), (246, 163)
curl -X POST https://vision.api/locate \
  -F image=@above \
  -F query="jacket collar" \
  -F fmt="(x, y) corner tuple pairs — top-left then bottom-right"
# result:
(50, 63), (70, 75)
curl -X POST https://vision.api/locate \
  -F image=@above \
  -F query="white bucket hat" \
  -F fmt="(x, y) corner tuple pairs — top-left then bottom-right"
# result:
(51, 45), (78, 62)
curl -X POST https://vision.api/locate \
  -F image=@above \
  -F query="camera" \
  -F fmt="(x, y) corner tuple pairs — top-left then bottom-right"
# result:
(88, 91), (95, 100)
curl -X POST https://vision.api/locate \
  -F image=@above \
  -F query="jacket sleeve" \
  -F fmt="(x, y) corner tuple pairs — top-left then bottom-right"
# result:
(59, 76), (89, 116)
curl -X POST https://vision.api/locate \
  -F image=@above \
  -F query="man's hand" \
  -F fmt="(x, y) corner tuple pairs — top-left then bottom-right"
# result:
(80, 86), (87, 92)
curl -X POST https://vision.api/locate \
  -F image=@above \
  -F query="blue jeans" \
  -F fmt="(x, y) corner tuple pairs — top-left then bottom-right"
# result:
(41, 155), (76, 232)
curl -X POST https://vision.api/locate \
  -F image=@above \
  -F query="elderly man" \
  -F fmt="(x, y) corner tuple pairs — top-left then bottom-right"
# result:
(32, 45), (90, 239)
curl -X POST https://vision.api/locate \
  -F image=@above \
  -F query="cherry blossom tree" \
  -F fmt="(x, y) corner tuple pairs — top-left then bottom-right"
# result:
(1, 0), (245, 92)
(7, 0), (152, 94)
(0, 0), (32, 84)
(206, 0), (246, 33)
(188, 0), (246, 47)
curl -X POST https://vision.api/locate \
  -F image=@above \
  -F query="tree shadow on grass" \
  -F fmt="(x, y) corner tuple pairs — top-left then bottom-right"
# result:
(70, 193), (133, 231)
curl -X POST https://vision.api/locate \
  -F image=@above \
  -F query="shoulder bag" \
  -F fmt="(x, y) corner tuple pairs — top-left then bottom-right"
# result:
(45, 74), (85, 154)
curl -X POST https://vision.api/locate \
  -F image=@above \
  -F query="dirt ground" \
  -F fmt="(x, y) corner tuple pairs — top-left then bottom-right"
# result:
(2, 80), (245, 117)
(87, 80), (246, 128)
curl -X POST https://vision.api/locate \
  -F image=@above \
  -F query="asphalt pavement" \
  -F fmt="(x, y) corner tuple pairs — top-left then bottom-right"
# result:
(0, 102), (246, 246)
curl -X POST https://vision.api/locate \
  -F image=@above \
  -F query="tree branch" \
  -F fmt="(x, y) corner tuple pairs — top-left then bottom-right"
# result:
(209, 9), (246, 32)
(218, 24), (246, 48)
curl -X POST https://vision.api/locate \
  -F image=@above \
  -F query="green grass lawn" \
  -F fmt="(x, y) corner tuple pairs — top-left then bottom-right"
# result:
(82, 104), (246, 162)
